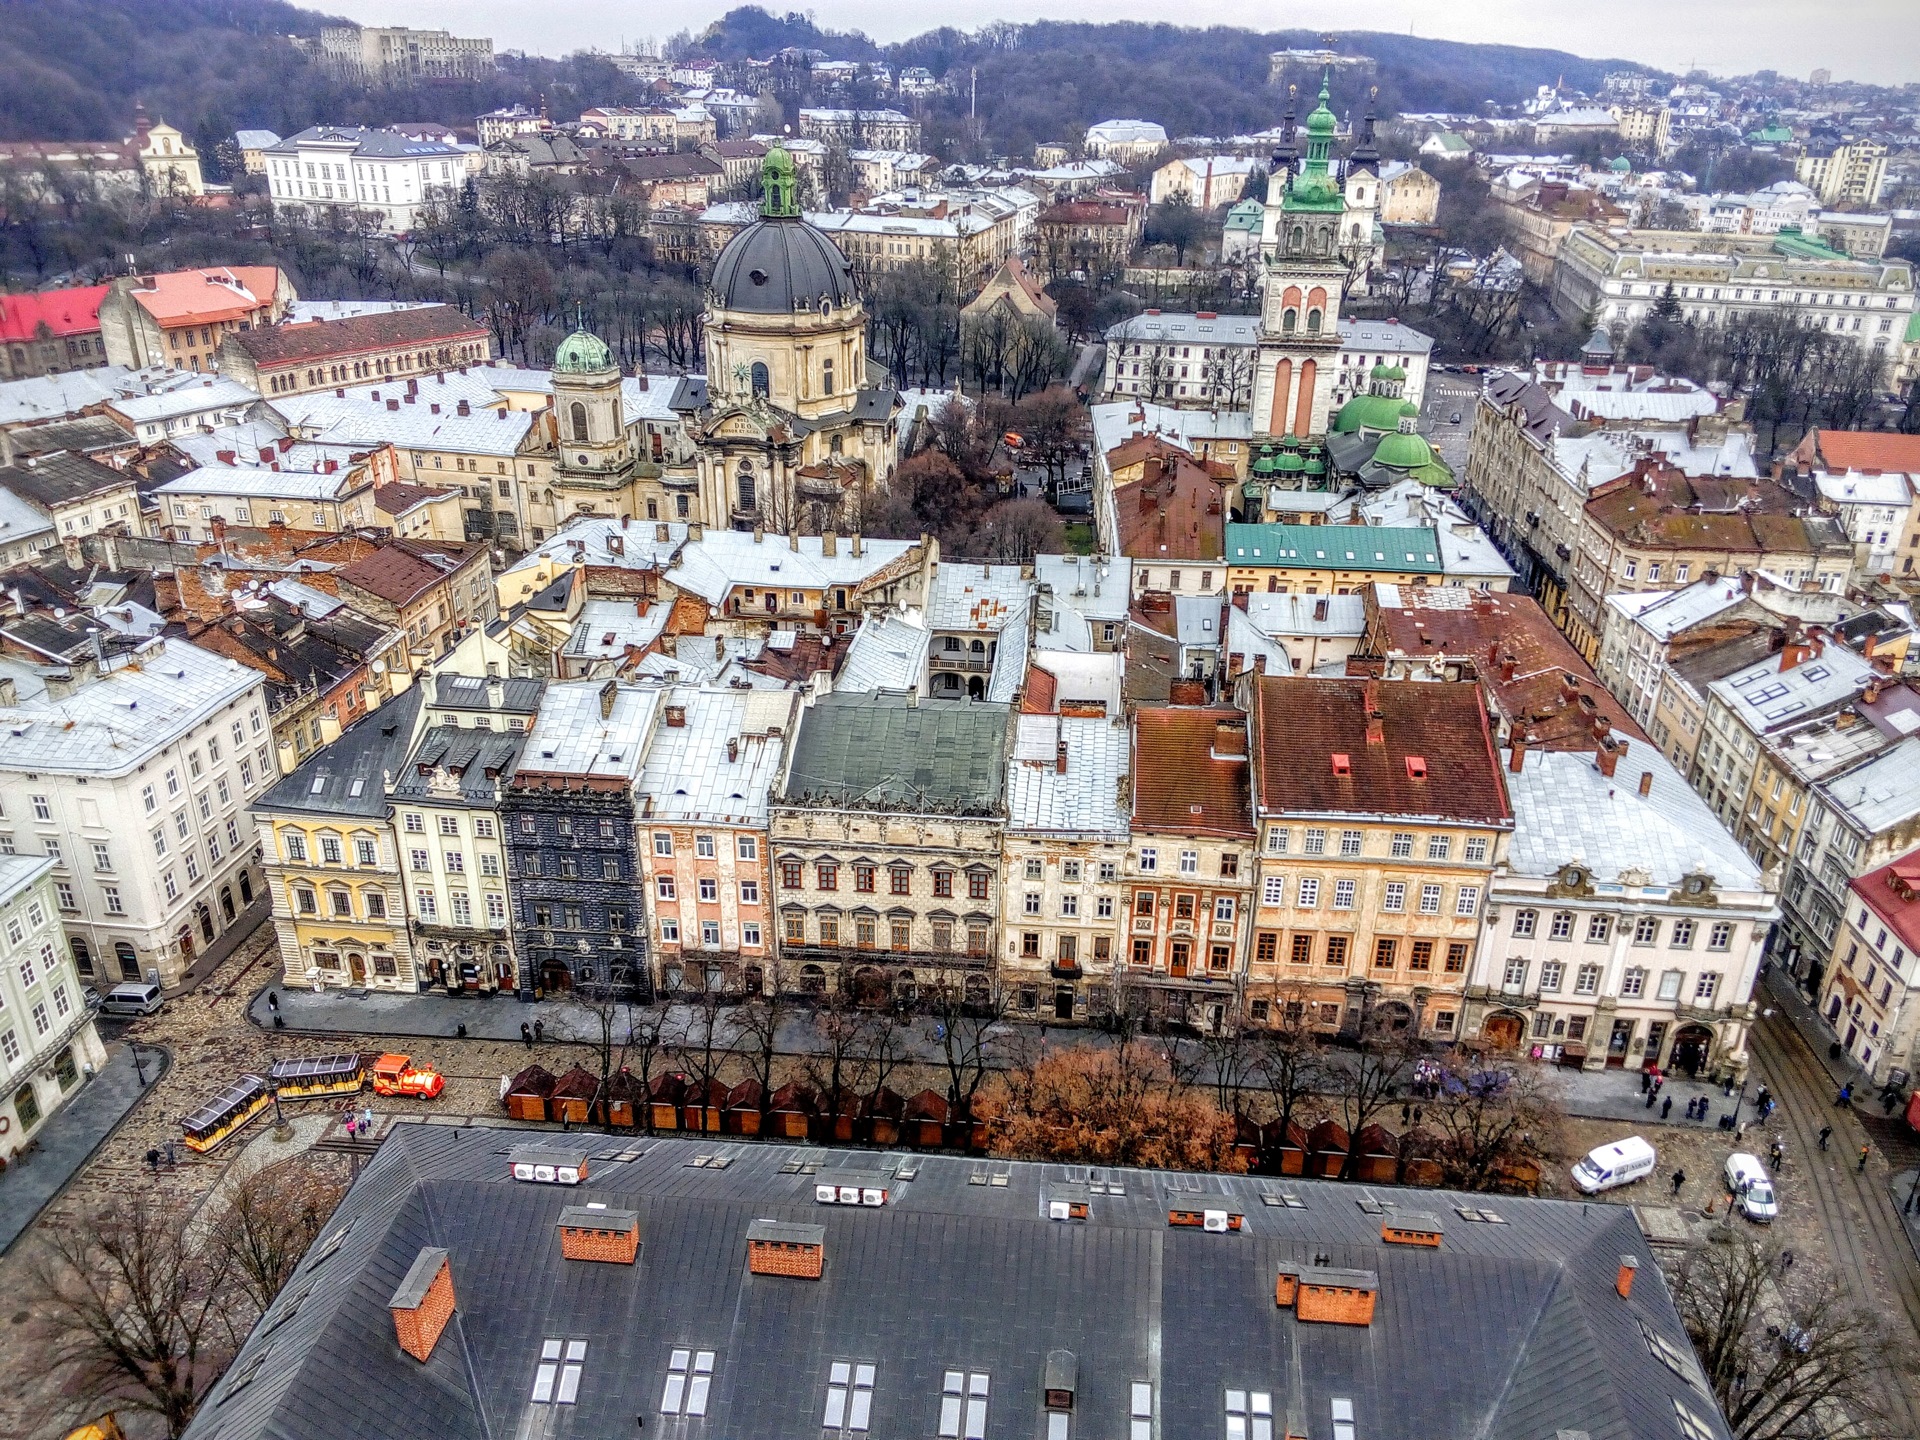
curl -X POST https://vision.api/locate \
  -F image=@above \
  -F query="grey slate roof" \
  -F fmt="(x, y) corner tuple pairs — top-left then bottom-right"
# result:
(252, 687), (423, 818)
(780, 691), (1008, 814)
(183, 1126), (1731, 1440)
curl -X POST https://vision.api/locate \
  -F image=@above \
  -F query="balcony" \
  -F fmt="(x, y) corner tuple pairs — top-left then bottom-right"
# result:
(930, 650), (994, 673)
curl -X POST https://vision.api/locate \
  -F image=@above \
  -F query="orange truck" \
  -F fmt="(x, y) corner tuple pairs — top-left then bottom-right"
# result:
(370, 1053), (444, 1099)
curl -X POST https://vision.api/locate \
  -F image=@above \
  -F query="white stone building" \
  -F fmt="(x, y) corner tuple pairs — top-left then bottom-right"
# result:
(264, 127), (472, 235)
(0, 854), (108, 1161)
(0, 636), (271, 990)
(1469, 746), (1773, 1079)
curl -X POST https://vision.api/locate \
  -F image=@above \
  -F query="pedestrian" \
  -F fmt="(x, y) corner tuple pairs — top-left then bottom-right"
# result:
(1641, 1070), (1652, 1095)
(1859, 1144), (1872, 1172)
(1769, 1141), (1783, 1169)
(1838, 1082), (1853, 1106)
(456, 1022), (468, 1039)
(520, 1021), (533, 1048)
(344, 1113), (356, 1139)
(164, 1140), (175, 1168)
(267, 990), (279, 1013)
(145, 1147), (160, 1174)
(1645, 1088), (1657, 1109)
(534, 1018), (545, 1044)
(1671, 1169), (1686, 1196)
(1653, 1076), (1665, 1096)
(1779, 1249), (1795, 1273)
(1661, 1095), (1673, 1120)
(1818, 1124), (1833, 1151)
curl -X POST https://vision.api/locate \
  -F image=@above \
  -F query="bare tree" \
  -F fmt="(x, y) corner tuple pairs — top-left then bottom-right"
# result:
(673, 985), (736, 1130)
(31, 1198), (246, 1439)
(731, 986), (793, 1126)
(1673, 1233), (1903, 1440)
(1248, 987), (1327, 1145)
(926, 969), (1011, 1112)
(216, 1160), (350, 1315)
(1330, 1015), (1418, 1180)
(1421, 1052), (1559, 1192)
(563, 972), (640, 1129)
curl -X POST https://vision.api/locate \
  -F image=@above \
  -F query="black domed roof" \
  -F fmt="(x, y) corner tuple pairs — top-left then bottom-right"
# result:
(710, 216), (858, 316)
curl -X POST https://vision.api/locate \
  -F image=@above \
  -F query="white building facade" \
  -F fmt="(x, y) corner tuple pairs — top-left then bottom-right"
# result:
(264, 127), (471, 234)
(0, 855), (109, 1161)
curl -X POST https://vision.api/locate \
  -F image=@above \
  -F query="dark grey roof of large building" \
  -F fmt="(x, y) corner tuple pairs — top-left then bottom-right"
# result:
(431, 672), (546, 713)
(780, 691), (1008, 814)
(0, 451), (132, 512)
(390, 723), (526, 808)
(183, 1126), (1731, 1440)
(251, 687), (422, 818)
(710, 215), (858, 316)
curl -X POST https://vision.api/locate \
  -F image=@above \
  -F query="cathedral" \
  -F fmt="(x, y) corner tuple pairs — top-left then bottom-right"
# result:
(689, 145), (902, 533)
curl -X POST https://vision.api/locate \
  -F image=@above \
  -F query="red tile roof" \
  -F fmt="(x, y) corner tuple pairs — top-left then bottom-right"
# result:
(126, 266), (283, 327)
(1850, 849), (1920, 958)
(228, 305), (488, 366)
(0, 285), (108, 343)
(1814, 430), (1920, 476)
(1248, 676), (1511, 824)
(1115, 452), (1226, 564)
(1364, 586), (1652, 753)
(373, 482), (458, 518)
(1021, 662), (1058, 714)
(1131, 706), (1254, 838)
(337, 538), (478, 606)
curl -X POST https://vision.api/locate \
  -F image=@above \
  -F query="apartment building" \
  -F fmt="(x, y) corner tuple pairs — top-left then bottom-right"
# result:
(154, 464), (376, 541)
(1796, 141), (1888, 207)
(1125, 706), (1255, 1031)
(1245, 676), (1511, 1041)
(771, 692), (1009, 1004)
(265, 128), (472, 234)
(97, 267), (293, 374)
(797, 109), (920, 151)
(0, 285), (108, 381)
(0, 452), (144, 543)
(0, 854), (108, 1156)
(635, 687), (794, 998)
(1820, 849), (1920, 1084)
(220, 305), (492, 397)
(504, 682), (659, 1000)
(1473, 744), (1771, 1078)
(0, 636), (271, 989)
(1000, 712), (1131, 1023)
(312, 26), (494, 83)
(253, 689), (422, 992)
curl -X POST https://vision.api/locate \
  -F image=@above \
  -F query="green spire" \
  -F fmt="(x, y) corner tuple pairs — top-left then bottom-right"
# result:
(1282, 67), (1344, 213)
(761, 144), (799, 218)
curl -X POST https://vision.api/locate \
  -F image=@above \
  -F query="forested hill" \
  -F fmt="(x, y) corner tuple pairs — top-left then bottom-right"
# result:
(0, 0), (1658, 168)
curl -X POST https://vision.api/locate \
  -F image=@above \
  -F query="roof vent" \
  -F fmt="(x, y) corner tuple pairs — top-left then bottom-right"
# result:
(509, 1142), (590, 1185)
(1331, 752), (1351, 777)
(1405, 756), (1428, 780)
(1381, 1212), (1443, 1247)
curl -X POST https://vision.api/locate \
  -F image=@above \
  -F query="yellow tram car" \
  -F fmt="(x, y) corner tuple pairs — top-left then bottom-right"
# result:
(269, 1053), (367, 1100)
(180, 1075), (273, 1153)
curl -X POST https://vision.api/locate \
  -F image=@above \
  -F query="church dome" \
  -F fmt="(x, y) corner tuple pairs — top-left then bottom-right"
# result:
(710, 144), (857, 317)
(553, 325), (613, 374)
(1373, 429), (1435, 470)
(711, 219), (858, 316)
(1333, 392), (1406, 435)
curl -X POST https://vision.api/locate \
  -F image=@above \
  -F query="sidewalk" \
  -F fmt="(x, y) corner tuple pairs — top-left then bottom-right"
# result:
(174, 894), (272, 994)
(0, 1041), (169, 1254)
(1763, 964), (1872, 1094)
(1892, 1170), (1920, 1266)
(1548, 1063), (1762, 1132)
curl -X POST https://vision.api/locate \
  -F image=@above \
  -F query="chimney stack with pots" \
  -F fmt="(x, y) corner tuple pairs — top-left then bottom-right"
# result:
(389, 1248), (456, 1363)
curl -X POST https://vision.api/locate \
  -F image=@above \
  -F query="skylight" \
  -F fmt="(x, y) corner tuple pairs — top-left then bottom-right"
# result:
(1331, 1397), (1356, 1440)
(938, 1371), (989, 1440)
(824, 1360), (876, 1432)
(662, 1348), (716, 1416)
(1130, 1383), (1154, 1440)
(1225, 1389), (1272, 1440)
(532, 1339), (587, 1404)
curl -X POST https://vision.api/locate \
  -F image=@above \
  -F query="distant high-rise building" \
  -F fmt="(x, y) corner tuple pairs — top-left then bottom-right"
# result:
(1796, 141), (1887, 207)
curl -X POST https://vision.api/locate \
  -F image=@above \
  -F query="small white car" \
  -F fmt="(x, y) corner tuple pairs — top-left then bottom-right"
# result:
(1570, 1136), (1657, 1194)
(1725, 1152), (1778, 1223)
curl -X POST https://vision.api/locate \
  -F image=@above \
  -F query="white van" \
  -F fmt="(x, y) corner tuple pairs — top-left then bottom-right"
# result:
(1570, 1136), (1657, 1194)
(100, 980), (163, 1018)
(1724, 1153), (1778, 1223)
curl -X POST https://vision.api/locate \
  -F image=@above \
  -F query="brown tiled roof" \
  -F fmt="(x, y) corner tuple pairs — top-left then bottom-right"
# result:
(1131, 706), (1254, 838)
(1115, 453), (1226, 564)
(1020, 662), (1058, 714)
(1103, 432), (1192, 473)
(1248, 676), (1510, 824)
(336, 538), (478, 606)
(1040, 202), (1134, 225)
(1364, 586), (1652, 753)
(227, 305), (487, 367)
(373, 482), (458, 517)
(620, 152), (723, 182)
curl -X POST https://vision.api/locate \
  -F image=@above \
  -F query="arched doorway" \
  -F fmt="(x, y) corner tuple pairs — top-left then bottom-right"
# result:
(115, 941), (139, 981)
(238, 870), (254, 905)
(1671, 1024), (1714, 1078)
(196, 903), (215, 944)
(175, 926), (194, 962)
(1481, 1011), (1525, 1050)
(800, 963), (827, 995)
(70, 937), (92, 977)
(220, 886), (236, 922)
(851, 966), (890, 1007)
(345, 951), (367, 984)
(963, 974), (990, 1007)
(967, 675), (984, 700)
(1373, 1000), (1415, 1035)
(541, 959), (573, 994)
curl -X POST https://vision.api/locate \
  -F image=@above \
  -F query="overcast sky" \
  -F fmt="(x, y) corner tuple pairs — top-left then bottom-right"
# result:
(321, 0), (1919, 88)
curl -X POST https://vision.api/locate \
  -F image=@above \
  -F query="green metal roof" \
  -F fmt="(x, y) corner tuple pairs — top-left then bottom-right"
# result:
(1333, 392), (1408, 435)
(1226, 522), (1442, 573)
(1771, 227), (1848, 262)
(780, 692), (1009, 814)
(1372, 429), (1435, 470)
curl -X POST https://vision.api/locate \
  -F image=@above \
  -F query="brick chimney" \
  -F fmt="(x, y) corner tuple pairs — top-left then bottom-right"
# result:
(1638, 770), (1654, 797)
(1508, 724), (1528, 773)
(598, 679), (618, 720)
(1616, 1255), (1638, 1300)
(747, 1219), (825, 1278)
(1596, 738), (1622, 778)
(557, 1206), (641, 1263)
(389, 1248), (455, 1362)
(1055, 740), (1068, 775)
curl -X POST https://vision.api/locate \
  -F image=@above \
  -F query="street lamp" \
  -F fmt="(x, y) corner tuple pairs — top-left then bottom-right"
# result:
(130, 1042), (148, 1088)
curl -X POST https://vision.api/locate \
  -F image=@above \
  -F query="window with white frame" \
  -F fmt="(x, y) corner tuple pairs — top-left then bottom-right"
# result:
(1502, 957), (1527, 988)
(1456, 886), (1479, 917)
(1540, 960), (1564, 992)
(1296, 878), (1319, 908)
(1262, 876), (1284, 906)
(1382, 881), (1406, 912)
(1419, 884), (1442, 914)
(1695, 972), (1720, 1001)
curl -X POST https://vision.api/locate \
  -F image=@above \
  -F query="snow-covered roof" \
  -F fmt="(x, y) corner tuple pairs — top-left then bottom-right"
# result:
(1240, 591), (1368, 638)
(154, 464), (357, 502)
(1816, 470), (1913, 507)
(835, 610), (929, 694)
(1007, 714), (1129, 837)
(1091, 401), (1253, 459)
(1604, 577), (1748, 640)
(1034, 554), (1131, 625)
(562, 599), (672, 666)
(516, 681), (659, 780)
(1505, 747), (1763, 891)
(633, 686), (793, 828)
(927, 563), (1031, 632)
(665, 531), (920, 606)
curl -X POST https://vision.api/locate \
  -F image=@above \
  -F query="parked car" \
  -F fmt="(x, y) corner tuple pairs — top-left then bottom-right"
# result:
(82, 985), (103, 1013)
(1448, 411), (1462, 424)
(99, 981), (163, 1018)
(1724, 1152), (1778, 1223)
(1570, 1136), (1657, 1194)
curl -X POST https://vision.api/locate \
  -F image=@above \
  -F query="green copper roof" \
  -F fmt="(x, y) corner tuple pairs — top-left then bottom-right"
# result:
(1382, 364), (1406, 382)
(553, 325), (613, 374)
(1771, 226), (1847, 262)
(1226, 522), (1442, 573)
(761, 144), (799, 218)
(1275, 450), (1306, 473)
(1372, 429), (1435, 470)
(1333, 392), (1407, 435)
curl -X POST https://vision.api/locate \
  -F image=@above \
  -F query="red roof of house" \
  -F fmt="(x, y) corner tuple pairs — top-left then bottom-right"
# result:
(1850, 848), (1920, 957)
(125, 266), (283, 327)
(373, 482), (458, 518)
(1815, 430), (1920, 476)
(1021, 662), (1059, 714)
(228, 304), (488, 367)
(337, 538), (477, 606)
(0, 285), (109, 344)
(1247, 675), (1511, 824)
(1131, 706), (1254, 838)
(1114, 452), (1226, 564)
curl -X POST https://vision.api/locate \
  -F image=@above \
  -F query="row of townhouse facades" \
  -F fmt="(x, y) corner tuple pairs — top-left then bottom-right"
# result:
(252, 652), (1773, 1079)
